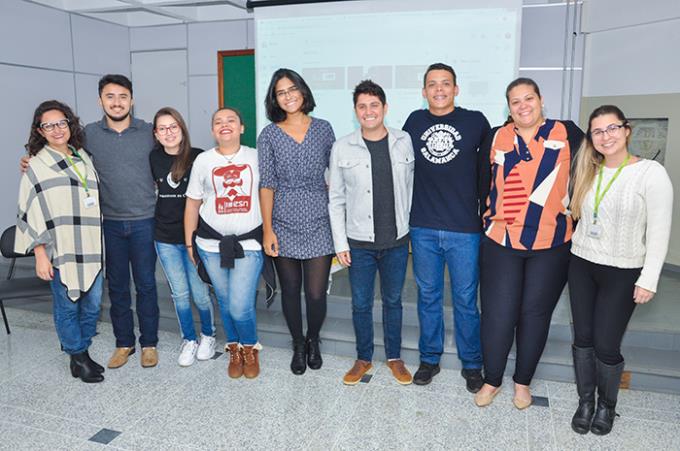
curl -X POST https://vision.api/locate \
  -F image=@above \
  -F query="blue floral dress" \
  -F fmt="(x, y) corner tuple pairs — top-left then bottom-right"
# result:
(257, 117), (336, 259)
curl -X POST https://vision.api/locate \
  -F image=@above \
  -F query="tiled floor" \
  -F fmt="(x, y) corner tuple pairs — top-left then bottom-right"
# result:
(2, 308), (680, 450)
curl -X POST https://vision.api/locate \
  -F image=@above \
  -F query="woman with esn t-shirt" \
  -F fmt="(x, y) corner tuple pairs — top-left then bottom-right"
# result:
(149, 107), (215, 367)
(184, 107), (264, 379)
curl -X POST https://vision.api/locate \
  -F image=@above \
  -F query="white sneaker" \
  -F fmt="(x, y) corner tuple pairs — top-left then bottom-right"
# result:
(196, 334), (216, 361)
(178, 340), (198, 367)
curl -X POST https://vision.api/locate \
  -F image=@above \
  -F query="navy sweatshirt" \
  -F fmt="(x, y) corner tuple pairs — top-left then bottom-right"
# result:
(403, 107), (491, 232)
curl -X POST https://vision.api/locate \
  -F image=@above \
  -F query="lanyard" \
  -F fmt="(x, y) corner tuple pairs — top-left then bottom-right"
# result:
(65, 148), (90, 196)
(593, 153), (630, 222)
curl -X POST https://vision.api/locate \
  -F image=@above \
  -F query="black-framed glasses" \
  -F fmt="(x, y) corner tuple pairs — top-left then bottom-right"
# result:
(591, 123), (626, 139)
(275, 85), (299, 99)
(40, 119), (70, 132)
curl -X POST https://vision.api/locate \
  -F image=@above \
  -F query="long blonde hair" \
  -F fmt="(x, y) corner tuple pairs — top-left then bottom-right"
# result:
(570, 105), (631, 220)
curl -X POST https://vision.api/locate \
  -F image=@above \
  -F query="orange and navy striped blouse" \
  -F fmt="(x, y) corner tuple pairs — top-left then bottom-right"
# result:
(482, 119), (583, 250)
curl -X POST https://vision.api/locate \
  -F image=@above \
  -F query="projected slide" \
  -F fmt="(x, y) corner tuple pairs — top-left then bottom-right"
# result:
(256, 5), (520, 137)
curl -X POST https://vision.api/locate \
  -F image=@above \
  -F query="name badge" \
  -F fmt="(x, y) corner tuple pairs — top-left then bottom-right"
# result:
(83, 196), (97, 208)
(588, 222), (603, 239)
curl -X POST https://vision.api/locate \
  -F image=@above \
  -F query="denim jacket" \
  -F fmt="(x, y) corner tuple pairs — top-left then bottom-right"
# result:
(328, 127), (415, 253)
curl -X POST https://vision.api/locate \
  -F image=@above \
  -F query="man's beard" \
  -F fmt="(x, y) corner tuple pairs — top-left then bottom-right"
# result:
(105, 110), (130, 122)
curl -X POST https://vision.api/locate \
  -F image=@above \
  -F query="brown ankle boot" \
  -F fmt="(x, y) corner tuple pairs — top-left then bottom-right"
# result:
(241, 344), (261, 379)
(226, 343), (243, 378)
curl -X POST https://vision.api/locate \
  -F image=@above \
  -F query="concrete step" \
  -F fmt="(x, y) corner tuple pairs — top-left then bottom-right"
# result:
(5, 279), (680, 394)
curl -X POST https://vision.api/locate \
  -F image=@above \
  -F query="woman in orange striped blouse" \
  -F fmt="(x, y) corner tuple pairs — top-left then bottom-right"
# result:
(474, 78), (584, 409)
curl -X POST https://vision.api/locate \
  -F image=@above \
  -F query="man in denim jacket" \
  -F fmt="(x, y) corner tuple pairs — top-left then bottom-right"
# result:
(328, 80), (415, 386)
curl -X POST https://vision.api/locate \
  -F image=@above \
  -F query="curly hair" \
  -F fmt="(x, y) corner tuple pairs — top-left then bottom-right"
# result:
(26, 100), (85, 156)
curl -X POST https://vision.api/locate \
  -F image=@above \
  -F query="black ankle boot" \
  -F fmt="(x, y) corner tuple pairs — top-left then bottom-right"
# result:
(70, 353), (104, 383)
(571, 346), (596, 434)
(590, 359), (624, 435)
(306, 337), (322, 370)
(290, 340), (307, 375)
(84, 350), (105, 374)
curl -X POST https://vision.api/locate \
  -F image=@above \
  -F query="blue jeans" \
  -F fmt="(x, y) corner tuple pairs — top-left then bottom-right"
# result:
(51, 270), (103, 355)
(155, 241), (215, 341)
(103, 218), (159, 348)
(348, 243), (409, 362)
(411, 226), (482, 368)
(197, 247), (262, 345)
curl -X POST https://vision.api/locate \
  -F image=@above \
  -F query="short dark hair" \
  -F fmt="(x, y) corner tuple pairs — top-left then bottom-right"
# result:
(423, 63), (457, 87)
(211, 106), (244, 125)
(26, 100), (85, 156)
(98, 74), (133, 97)
(264, 68), (315, 123)
(352, 80), (386, 106)
(505, 77), (542, 103)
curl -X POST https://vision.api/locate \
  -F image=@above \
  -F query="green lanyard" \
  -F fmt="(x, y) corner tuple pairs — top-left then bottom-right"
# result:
(593, 153), (630, 222)
(65, 148), (90, 196)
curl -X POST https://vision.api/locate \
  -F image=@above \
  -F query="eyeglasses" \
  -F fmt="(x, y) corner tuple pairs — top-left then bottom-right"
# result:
(156, 123), (180, 135)
(275, 85), (299, 99)
(591, 123), (626, 139)
(40, 119), (69, 132)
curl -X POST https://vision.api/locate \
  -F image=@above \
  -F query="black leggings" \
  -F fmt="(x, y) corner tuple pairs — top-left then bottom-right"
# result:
(274, 255), (332, 342)
(480, 238), (570, 387)
(568, 255), (640, 365)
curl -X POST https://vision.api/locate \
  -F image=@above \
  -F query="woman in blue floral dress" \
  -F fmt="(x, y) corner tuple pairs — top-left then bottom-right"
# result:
(258, 68), (335, 375)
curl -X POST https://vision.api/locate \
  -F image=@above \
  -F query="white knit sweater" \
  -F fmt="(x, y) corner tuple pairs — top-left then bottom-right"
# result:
(571, 159), (673, 292)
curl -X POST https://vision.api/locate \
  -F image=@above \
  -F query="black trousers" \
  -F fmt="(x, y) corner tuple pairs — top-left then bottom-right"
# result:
(568, 254), (640, 365)
(480, 238), (570, 386)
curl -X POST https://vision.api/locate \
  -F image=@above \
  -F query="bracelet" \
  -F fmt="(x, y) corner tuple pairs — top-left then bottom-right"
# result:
(185, 244), (193, 248)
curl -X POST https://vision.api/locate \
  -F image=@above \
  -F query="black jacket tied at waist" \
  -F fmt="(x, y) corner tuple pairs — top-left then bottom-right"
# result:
(192, 217), (277, 307)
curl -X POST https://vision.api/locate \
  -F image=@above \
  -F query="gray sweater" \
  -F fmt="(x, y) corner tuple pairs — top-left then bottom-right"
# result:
(84, 117), (156, 220)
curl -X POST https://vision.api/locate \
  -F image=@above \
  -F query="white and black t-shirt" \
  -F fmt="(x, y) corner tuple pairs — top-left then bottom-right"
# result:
(185, 146), (262, 253)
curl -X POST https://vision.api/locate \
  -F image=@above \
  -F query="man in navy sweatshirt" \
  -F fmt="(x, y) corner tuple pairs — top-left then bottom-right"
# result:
(403, 63), (490, 391)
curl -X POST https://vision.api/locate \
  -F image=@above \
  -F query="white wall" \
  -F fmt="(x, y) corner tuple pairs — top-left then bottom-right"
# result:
(0, 1), (130, 230)
(582, 0), (680, 97)
(581, 0), (680, 265)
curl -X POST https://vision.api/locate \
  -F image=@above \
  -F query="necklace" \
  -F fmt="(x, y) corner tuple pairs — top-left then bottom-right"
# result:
(217, 146), (240, 163)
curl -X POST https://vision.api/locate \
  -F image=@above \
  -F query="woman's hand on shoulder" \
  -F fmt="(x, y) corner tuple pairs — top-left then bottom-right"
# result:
(263, 229), (279, 257)
(633, 285), (655, 304)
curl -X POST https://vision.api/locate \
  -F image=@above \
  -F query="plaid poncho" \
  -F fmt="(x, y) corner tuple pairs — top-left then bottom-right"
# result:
(15, 145), (103, 301)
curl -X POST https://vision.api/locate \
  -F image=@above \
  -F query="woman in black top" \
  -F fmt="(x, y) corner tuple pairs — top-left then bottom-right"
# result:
(149, 107), (215, 367)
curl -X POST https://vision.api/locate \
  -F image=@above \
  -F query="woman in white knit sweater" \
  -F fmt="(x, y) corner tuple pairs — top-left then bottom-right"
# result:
(568, 105), (673, 436)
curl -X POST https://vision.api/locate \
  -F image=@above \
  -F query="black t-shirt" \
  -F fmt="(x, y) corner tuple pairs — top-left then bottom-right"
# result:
(348, 135), (408, 251)
(149, 146), (203, 243)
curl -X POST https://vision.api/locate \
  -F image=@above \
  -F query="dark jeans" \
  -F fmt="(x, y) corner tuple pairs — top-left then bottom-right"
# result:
(568, 254), (640, 365)
(50, 270), (103, 355)
(348, 243), (409, 361)
(103, 218), (159, 348)
(480, 238), (570, 386)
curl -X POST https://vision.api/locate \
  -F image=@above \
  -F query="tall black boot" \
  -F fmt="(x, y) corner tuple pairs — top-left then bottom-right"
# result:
(306, 337), (323, 370)
(591, 358), (624, 435)
(84, 350), (105, 374)
(571, 346), (596, 434)
(70, 352), (104, 383)
(290, 340), (307, 375)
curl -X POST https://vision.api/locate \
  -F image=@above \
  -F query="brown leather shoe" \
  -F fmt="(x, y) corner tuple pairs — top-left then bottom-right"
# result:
(141, 347), (158, 368)
(107, 347), (135, 369)
(241, 344), (261, 379)
(226, 343), (243, 379)
(343, 360), (372, 385)
(387, 360), (413, 385)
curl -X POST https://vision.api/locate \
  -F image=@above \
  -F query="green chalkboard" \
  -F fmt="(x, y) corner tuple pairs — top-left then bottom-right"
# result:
(219, 50), (256, 148)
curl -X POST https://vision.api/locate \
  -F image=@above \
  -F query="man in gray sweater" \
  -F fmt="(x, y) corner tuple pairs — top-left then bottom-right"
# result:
(85, 75), (159, 369)
(328, 80), (415, 386)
